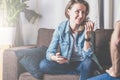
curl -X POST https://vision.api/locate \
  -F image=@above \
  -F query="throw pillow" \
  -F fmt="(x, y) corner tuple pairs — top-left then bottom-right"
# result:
(15, 46), (48, 79)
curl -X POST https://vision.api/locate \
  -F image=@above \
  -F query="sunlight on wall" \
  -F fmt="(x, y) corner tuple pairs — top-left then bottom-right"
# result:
(0, 9), (15, 46)
(0, 11), (3, 27)
(0, 27), (15, 45)
(0, 10), (7, 27)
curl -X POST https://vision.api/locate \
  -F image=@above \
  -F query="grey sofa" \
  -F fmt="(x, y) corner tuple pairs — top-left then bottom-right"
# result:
(3, 28), (113, 80)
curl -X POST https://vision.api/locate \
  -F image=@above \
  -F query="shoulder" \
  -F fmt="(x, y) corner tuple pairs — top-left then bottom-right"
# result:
(58, 20), (69, 29)
(55, 20), (69, 32)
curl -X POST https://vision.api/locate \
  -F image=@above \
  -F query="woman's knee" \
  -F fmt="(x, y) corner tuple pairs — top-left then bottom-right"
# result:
(39, 59), (59, 73)
(81, 57), (94, 70)
(83, 57), (93, 66)
(39, 59), (49, 71)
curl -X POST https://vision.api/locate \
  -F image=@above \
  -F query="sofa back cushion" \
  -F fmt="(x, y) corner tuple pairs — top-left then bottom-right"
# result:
(37, 28), (114, 68)
(94, 29), (113, 67)
(37, 28), (54, 47)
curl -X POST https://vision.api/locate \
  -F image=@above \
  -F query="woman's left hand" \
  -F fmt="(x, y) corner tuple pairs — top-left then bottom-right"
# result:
(84, 21), (94, 39)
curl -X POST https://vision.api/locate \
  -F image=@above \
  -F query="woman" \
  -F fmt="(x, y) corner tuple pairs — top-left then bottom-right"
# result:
(87, 21), (120, 80)
(40, 0), (97, 80)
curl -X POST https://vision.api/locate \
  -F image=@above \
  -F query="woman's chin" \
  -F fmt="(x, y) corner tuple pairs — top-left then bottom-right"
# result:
(76, 21), (82, 25)
(76, 23), (81, 26)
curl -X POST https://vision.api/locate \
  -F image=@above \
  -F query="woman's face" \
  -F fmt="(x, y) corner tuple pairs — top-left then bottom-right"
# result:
(67, 3), (87, 26)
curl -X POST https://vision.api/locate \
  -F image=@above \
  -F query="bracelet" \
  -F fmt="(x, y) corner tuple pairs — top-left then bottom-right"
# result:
(85, 38), (91, 41)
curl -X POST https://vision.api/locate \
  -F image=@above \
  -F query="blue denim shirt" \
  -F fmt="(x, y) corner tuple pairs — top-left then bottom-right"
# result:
(46, 20), (93, 61)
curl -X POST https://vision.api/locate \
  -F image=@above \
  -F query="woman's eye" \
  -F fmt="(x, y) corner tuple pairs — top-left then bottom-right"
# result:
(75, 10), (86, 14)
(75, 10), (79, 14)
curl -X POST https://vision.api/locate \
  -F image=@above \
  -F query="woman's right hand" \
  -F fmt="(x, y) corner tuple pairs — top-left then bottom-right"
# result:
(84, 21), (94, 39)
(51, 52), (68, 64)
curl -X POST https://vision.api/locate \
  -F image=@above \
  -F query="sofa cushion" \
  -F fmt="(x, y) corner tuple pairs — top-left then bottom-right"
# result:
(19, 72), (79, 80)
(43, 74), (79, 80)
(37, 28), (54, 47)
(15, 46), (48, 79)
(95, 29), (113, 68)
(19, 72), (38, 80)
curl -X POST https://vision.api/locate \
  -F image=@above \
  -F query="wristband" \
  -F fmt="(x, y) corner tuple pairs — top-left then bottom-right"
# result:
(85, 38), (91, 41)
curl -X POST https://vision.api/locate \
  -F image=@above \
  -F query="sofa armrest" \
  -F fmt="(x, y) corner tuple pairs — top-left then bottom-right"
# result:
(3, 45), (36, 80)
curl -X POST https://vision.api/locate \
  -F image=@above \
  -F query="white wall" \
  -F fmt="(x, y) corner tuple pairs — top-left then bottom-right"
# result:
(21, 0), (69, 45)
(37, 0), (69, 29)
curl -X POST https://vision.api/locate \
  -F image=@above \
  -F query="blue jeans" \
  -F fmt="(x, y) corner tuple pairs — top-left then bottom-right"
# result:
(87, 73), (120, 80)
(39, 57), (96, 80)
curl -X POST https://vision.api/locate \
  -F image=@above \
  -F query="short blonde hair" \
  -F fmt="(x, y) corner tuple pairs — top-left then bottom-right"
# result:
(65, 0), (89, 19)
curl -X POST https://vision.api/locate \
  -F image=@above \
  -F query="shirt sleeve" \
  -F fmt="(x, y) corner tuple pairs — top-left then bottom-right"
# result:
(82, 42), (94, 59)
(46, 27), (60, 61)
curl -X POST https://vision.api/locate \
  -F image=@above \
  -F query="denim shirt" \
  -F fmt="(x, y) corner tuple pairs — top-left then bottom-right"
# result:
(46, 20), (93, 61)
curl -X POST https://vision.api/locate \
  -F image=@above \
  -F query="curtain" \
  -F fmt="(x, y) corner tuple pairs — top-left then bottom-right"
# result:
(87, 0), (120, 29)
(98, 0), (120, 29)
(104, 0), (113, 29)
(86, 0), (100, 30)
(114, 0), (120, 25)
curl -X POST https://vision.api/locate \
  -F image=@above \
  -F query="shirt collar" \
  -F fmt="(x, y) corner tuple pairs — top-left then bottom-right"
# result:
(65, 20), (70, 33)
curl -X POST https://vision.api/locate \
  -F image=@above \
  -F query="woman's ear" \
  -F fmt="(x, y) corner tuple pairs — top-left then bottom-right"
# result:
(67, 9), (70, 16)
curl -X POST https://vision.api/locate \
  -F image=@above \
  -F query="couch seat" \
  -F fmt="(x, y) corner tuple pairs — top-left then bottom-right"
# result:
(19, 72), (79, 80)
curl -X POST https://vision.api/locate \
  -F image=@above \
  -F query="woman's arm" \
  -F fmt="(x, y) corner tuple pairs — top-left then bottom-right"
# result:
(46, 27), (60, 61)
(83, 21), (94, 51)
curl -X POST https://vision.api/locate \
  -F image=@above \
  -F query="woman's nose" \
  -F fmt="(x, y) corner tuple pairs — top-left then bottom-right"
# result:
(79, 11), (83, 18)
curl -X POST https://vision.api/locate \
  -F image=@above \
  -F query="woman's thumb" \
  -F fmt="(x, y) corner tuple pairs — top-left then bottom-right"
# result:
(56, 52), (60, 56)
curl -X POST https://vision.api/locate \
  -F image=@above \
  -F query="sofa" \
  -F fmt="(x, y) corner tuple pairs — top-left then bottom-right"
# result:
(3, 28), (113, 80)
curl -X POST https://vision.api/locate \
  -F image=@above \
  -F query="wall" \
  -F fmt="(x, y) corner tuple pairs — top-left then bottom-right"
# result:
(21, 0), (120, 45)
(21, 0), (100, 45)
(37, 0), (69, 29)
(21, 0), (69, 45)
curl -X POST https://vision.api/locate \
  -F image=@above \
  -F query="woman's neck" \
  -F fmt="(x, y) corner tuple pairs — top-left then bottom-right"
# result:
(70, 24), (85, 34)
(70, 23), (78, 32)
(70, 23), (79, 33)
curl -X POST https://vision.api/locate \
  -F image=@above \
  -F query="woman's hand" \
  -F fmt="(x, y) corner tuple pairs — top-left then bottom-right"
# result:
(51, 52), (68, 64)
(84, 21), (94, 39)
(83, 21), (94, 51)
